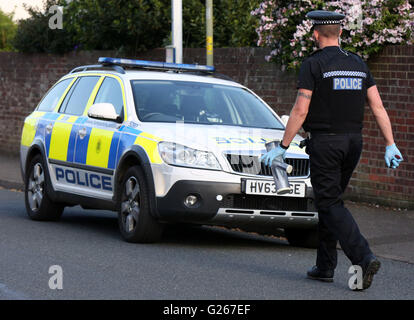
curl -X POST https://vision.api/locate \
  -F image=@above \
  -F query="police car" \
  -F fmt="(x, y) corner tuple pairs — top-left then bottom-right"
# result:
(20, 57), (318, 247)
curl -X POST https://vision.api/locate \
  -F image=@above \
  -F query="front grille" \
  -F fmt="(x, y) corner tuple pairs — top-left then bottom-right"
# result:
(221, 194), (308, 211)
(225, 154), (309, 177)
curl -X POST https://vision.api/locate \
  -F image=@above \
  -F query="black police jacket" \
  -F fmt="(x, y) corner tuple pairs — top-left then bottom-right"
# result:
(297, 46), (376, 133)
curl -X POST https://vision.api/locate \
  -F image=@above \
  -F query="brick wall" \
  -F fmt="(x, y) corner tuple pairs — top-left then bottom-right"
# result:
(0, 46), (412, 208)
(347, 45), (414, 209)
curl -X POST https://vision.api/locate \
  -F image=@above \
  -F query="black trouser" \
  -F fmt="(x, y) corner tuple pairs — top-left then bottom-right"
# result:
(308, 133), (372, 271)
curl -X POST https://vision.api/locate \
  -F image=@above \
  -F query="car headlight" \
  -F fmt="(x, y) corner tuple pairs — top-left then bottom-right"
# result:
(158, 142), (221, 171)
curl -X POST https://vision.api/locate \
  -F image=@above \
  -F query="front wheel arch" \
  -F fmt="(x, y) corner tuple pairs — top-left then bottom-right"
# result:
(117, 165), (164, 243)
(114, 146), (159, 218)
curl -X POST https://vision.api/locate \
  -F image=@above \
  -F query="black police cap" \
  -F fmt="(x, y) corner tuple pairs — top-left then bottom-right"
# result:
(306, 10), (345, 25)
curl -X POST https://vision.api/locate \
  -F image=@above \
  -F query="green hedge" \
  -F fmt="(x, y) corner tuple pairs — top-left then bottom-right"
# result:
(12, 0), (262, 54)
(12, 1), (73, 54)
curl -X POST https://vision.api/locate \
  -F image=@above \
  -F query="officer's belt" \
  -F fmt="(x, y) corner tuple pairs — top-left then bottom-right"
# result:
(308, 132), (338, 139)
(308, 132), (361, 139)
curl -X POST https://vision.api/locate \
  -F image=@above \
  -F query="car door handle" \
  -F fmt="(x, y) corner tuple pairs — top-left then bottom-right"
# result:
(78, 128), (87, 139)
(46, 124), (53, 134)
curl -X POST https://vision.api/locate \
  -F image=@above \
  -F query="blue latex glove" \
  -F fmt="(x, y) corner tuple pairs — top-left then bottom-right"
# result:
(260, 145), (287, 167)
(385, 143), (403, 169)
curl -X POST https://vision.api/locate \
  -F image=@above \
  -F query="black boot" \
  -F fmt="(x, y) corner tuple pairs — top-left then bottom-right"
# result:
(306, 266), (334, 282)
(354, 255), (381, 291)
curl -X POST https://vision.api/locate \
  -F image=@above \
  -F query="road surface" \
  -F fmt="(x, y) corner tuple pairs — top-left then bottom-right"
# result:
(0, 189), (413, 300)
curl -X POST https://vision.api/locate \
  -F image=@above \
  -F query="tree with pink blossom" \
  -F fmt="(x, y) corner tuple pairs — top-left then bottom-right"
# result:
(252, 0), (414, 70)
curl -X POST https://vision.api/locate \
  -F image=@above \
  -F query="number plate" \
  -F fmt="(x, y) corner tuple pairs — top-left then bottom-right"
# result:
(243, 179), (306, 197)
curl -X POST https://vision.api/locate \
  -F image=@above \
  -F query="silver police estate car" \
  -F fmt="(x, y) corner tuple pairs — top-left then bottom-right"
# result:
(20, 57), (318, 247)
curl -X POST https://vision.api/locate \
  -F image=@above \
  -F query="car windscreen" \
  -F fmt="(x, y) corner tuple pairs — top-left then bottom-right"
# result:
(130, 80), (284, 130)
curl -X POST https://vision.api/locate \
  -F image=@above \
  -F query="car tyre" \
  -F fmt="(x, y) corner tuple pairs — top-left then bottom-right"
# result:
(118, 165), (164, 243)
(25, 154), (64, 221)
(285, 227), (319, 248)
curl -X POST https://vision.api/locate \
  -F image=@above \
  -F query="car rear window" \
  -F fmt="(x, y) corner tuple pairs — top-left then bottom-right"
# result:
(37, 78), (73, 112)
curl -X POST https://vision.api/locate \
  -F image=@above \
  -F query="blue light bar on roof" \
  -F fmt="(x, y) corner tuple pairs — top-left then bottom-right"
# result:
(98, 57), (215, 73)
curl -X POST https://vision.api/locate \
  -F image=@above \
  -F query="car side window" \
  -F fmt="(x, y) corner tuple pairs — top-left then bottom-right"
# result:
(94, 77), (124, 116)
(37, 78), (73, 112)
(60, 76), (100, 116)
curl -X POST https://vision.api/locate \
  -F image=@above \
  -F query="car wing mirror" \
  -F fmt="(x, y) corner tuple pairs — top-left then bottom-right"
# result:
(88, 103), (122, 123)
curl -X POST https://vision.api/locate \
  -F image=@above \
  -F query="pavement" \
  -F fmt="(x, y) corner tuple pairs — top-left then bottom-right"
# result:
(1, 153), (413, 266)
(0, 154), (23, 190)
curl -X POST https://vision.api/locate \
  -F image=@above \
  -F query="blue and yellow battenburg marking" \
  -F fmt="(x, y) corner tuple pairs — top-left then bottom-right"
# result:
(22, 111), (164, 171)
(21, 111), (45, 147)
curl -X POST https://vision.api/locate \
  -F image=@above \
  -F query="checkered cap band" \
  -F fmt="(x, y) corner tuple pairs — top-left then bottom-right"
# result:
(312, 20), (342, 25)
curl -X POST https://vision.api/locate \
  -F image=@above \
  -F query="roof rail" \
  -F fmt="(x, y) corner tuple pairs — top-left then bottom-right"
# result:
(98, 57), (215, 74)
(69, 64), (125, 74)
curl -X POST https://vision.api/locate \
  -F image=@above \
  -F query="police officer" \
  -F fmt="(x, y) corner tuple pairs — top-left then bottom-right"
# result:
(260, 10), (404, 290)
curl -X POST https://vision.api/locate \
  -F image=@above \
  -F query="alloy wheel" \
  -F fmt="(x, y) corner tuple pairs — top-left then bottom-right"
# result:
(121, 177), (140, 233)
(28, 163), (45, 211)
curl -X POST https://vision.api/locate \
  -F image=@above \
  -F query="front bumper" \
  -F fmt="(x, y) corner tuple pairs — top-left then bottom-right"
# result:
(156, 180), (318, 230)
